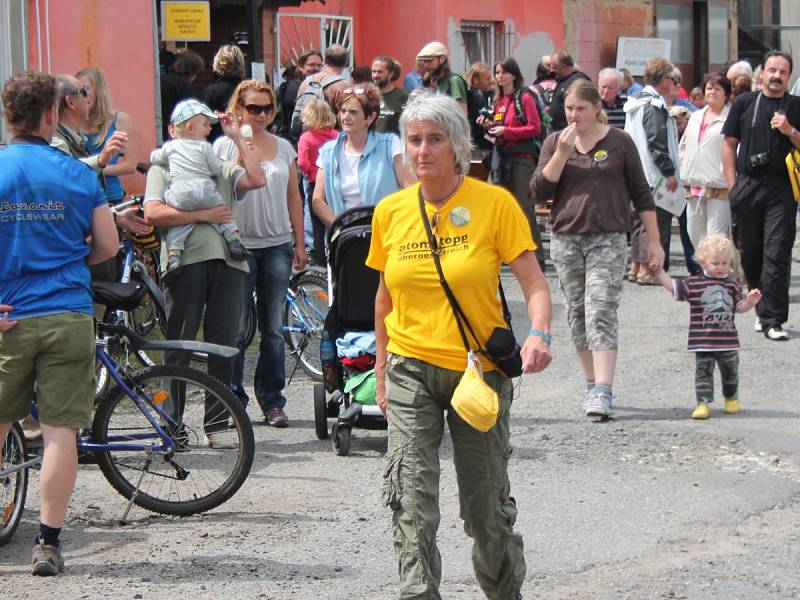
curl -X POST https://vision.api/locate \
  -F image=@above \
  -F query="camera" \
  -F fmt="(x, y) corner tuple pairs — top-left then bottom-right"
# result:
(749, 152), (770, 169)
(478, 106), (494, 120)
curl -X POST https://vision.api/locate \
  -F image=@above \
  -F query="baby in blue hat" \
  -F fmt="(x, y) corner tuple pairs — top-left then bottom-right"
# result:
(150, 98), (248, 275)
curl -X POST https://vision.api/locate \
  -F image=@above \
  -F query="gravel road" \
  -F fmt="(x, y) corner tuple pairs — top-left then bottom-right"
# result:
(2, 236), (799, 600)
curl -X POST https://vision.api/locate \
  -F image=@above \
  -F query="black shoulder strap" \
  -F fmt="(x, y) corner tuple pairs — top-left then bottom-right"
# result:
(418, 187), (481, 354)
(417, 187), (513, 353)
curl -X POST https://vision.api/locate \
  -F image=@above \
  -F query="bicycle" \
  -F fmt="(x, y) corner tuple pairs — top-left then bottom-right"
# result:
(283, 268), (328, 381)
(94, 198), (166, 397)
(0, 297), (255, 546)
(189, 268), (329, 382)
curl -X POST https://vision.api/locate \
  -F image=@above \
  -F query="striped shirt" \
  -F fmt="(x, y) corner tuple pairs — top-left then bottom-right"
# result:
(603, 96), (627, 129)
(673, 274), (743, 351)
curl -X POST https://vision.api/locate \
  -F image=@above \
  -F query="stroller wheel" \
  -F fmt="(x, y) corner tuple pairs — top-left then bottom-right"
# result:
(313, 383), (328, 440)
(332, 423), (351, 457)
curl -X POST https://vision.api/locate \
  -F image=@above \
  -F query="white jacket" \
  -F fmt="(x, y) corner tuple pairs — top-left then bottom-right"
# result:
(624, 86), (681, 187)
(678, 104), (730, 190)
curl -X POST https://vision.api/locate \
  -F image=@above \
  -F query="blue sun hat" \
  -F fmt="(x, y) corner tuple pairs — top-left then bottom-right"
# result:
(170, 99), (218, 125)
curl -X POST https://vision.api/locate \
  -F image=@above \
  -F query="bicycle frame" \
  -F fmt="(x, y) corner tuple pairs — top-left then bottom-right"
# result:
(283, 286), (326, 337)
(78, 345), (178, 453)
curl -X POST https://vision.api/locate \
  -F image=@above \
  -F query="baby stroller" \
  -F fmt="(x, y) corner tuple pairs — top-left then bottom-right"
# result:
(313, 206), (387, 456)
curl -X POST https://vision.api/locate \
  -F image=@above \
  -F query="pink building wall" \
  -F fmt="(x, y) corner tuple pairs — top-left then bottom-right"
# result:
(281, 0), (563, 83)
(27, 0), (156, 195)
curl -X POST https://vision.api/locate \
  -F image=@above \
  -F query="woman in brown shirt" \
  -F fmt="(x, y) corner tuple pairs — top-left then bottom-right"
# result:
(531, 79), (663, 419)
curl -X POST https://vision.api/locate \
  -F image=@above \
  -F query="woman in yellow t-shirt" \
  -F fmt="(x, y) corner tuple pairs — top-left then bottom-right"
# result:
(366, 94), (552, 600)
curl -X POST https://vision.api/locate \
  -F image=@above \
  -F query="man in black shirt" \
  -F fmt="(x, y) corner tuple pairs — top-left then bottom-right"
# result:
(722, 50), (800, 341)
(547, 49), (590, 132)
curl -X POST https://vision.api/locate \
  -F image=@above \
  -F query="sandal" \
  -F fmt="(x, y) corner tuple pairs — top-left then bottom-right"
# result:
(636, 271), (660, 286)
(626, 272), (638, 283)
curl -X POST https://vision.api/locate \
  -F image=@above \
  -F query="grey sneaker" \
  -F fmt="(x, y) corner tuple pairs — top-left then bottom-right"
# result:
(266, 407), (289, 428)
(584, 390), (611, 418)
(31, 540), (64, 576)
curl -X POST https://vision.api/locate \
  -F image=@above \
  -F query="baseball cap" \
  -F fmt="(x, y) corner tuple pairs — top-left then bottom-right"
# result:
(170, 99), (219, 126)
(417, 41), (448, 60)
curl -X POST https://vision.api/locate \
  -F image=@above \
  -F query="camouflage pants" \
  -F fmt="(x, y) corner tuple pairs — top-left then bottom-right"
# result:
(383, 354), (525, 599)
(551, 232), (627, 351)
(695, 350), (739, 404)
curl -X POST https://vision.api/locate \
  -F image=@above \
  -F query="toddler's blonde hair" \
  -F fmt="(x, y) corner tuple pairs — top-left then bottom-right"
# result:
(695, 234), (744, 281)
(301, 98), (337, 130)
(695, 234), (734, 262)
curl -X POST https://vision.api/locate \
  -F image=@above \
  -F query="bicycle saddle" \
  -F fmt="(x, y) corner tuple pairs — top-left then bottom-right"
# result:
(92, 281), (146, 311)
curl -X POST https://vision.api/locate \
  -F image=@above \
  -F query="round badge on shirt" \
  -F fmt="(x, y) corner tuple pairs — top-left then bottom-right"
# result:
(450, 206), (471, 226)
(593, 150), (608, 162)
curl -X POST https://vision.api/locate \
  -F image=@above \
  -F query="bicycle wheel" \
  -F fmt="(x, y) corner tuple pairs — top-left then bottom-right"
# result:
(93, 365), (254, 516)
(0, 423), (28, 546)
(283, 269), (328, 381)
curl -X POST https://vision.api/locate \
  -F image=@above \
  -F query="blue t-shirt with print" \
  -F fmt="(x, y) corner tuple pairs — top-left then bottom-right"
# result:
(0, 138), (106, 319)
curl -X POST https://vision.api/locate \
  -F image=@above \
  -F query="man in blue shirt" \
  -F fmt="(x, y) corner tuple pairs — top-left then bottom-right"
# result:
(0, 71), (118, 576)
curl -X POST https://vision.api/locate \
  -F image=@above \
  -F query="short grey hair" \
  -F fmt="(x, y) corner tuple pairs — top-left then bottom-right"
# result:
(598, 68), (623, 87)
(55, 74), (80, 109)
(727, 60), (754, 81)
(399, 94), (472, 175)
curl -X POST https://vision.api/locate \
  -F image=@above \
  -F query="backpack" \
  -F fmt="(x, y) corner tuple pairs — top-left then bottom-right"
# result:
(501, 88), (547, 156)
(524, 86), (552, 146)
(290, 74), (346, 141)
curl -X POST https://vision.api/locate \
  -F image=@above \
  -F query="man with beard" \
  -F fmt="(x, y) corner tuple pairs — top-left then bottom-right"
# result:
(372, 55), (408, 135)
(416, 41), (467, 113)
(722, 50), (800, 341)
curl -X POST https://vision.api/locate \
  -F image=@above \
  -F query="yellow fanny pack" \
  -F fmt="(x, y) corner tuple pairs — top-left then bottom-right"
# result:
(785, 149), (800, 202)
(450, 352), (499, 432)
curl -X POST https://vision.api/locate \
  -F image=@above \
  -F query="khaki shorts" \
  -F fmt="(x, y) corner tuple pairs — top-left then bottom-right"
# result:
(0, 312), (95, 428)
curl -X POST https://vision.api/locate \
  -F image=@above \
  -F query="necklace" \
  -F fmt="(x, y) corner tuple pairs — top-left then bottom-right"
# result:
(422, 175), (463, 208)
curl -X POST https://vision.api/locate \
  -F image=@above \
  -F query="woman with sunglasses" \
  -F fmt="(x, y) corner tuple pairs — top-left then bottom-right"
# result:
(312, 83), (415, 228)
(212, 79), (307, 428)
(76, 67), (138, 203)
(366, 94), (552, 599)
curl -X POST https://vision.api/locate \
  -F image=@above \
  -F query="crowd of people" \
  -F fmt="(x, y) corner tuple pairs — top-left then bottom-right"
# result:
(1, 38), (798, 599)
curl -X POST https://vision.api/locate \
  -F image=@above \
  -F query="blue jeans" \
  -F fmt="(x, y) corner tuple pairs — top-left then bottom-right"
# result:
(232, 243), (293, 413)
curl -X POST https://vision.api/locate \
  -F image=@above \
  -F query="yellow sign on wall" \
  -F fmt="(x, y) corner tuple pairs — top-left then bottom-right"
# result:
(161, 1), (211, 42)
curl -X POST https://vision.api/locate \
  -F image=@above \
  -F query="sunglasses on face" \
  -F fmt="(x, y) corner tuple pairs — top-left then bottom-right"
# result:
(73, 85), (89, 98)
(242, 103), (274, 116)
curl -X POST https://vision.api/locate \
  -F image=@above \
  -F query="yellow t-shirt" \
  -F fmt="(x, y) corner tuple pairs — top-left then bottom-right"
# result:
(366, 177), (536, 372)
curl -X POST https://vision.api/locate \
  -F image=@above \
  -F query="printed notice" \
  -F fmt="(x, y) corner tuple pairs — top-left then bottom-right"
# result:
(161, 1), (211, 42)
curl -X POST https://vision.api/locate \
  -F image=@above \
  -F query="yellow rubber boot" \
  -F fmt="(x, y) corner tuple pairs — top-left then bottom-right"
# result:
(692, 403), (711, 420)
(723, 397), (740, 414)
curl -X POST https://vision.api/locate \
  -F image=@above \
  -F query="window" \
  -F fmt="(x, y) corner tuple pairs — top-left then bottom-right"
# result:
(708, 4), (729, 65)
(0, 0), (27, 143)
(656, 3), (692, 64)
(459, 21), (509, 69)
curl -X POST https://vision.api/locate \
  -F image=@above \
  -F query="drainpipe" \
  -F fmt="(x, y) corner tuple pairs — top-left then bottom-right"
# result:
(247, 0), (264, 77)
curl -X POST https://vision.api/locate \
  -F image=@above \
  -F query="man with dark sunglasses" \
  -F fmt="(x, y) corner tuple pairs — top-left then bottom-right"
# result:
(51, 75), (149, 244)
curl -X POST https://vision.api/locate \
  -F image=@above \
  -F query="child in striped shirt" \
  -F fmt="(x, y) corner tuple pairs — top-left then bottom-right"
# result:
(656, 235), (761, 419)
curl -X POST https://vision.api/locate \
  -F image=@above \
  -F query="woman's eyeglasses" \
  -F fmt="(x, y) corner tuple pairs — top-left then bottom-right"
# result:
(242, 103), (274, 116)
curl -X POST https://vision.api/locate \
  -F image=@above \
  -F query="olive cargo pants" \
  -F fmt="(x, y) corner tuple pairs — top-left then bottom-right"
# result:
(383, 353), (525, 599)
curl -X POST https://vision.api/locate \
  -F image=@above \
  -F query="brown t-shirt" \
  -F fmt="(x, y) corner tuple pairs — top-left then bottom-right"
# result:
(531, 126), (655, 234)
